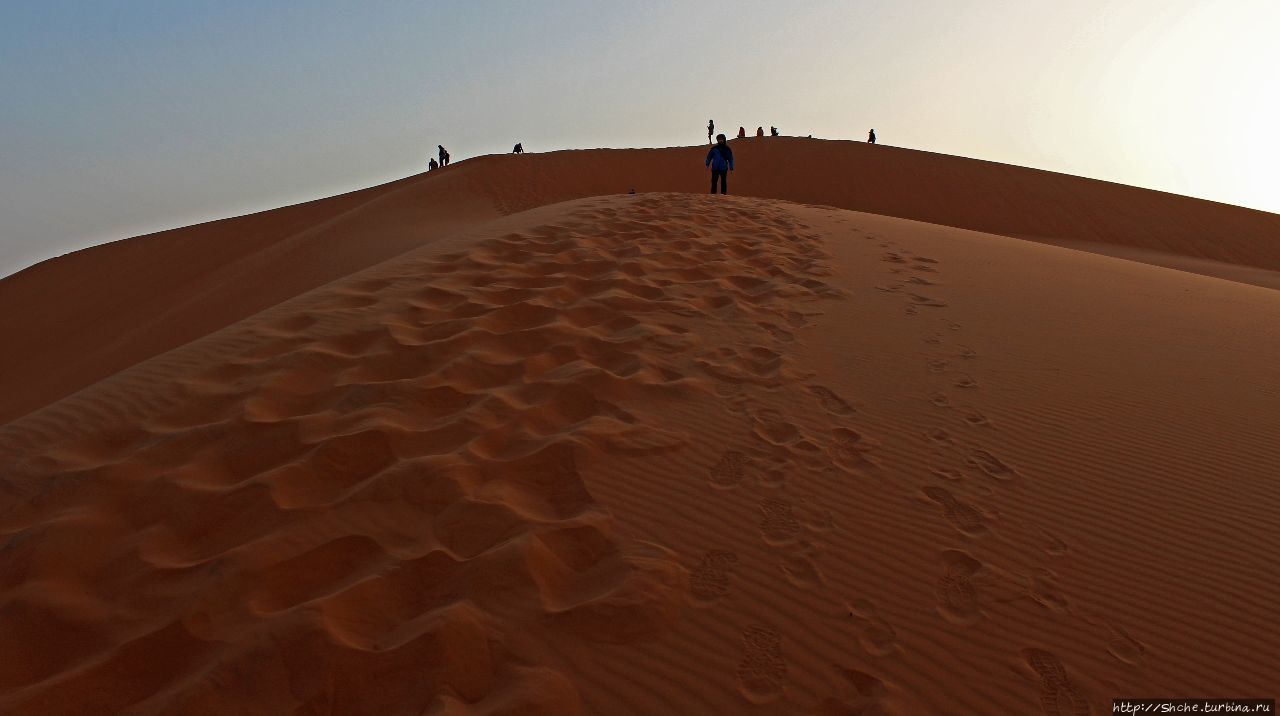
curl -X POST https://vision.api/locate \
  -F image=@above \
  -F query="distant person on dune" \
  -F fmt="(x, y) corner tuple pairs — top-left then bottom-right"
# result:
(706, 133), (734, 195)
(428, 158), (439, 171)
(708, 119), (714, 144)
(868, 129), (876, 144)
(438, 145), (450, 166)
(512, 142), (523, 154)
(770, 126), (778, 136)
(738, 126), (746, 139)
(756, 126), (764, 137)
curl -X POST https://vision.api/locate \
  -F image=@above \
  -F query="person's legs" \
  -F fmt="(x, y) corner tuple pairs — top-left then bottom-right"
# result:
(710, 171), (719, 193)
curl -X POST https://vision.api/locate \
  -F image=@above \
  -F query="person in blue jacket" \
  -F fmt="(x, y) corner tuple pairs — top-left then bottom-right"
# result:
(706, 133), (734, 194)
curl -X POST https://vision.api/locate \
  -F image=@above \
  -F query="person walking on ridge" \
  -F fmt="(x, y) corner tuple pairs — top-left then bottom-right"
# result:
(512, 142), (523, 154)
(867, 129), (876, 144)
(428, 158), (439, 171)
(737, 126), (746, 139)
(708, 119), (714, 144)
(756, 126), (764, 137)
(706, 133), (734, 195)
(438, 144), (450, 166)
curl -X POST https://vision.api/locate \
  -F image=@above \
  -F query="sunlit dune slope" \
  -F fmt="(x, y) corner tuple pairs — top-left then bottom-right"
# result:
(1, 194), (1277, 713)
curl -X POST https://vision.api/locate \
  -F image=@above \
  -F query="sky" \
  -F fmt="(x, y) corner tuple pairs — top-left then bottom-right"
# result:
(2, 0), (1277, 279)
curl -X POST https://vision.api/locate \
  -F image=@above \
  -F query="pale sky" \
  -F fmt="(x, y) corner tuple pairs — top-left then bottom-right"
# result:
(2, 0), (1277, 279)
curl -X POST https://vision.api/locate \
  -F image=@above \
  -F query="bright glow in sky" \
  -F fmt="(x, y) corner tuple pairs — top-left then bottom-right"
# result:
(2, 0), (1276, 278)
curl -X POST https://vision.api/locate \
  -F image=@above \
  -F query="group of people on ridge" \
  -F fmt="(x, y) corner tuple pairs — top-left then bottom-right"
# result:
(428, 141), (528, 172)
(709, 120), (781, 143)
(427, 144), (451, 171)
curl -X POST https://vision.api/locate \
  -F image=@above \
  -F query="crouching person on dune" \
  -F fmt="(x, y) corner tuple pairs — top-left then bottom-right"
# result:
(706, 134), (734, 195)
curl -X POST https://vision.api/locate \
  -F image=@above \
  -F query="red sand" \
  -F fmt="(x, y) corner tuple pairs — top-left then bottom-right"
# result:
(1, 140), (1278, 713)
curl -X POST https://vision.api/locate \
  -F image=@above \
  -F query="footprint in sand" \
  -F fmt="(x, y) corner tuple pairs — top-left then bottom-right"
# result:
(819, 667), (889, 714)
(963, 411), (991, 428)
(828, 427), (878, 473)
(737, 624), (788, 702)
(1028, 569), (1069, 611)
(752, 409), (802, 445)
(1105, 625), (1147, 665)
(1035, 529), (1068, 556)
(1023, 648), (1093, 716)
(708, 450), (749, 489)
(930, 466), (965, 481)
(759, 498), (802, 545)
(782, 310), (811, 328)
(928, 359), (949, 373)
(690, 550), (739, 604)
(929, 392), (951, 408)
(937, 550), (984, 625)
(922, 487), (987, 536)
(968, 450), (1018, 480)
(908, 294), (948, 308)
(846, 600), (899, 656)
(958, 346), (978, 359)
(807, 385), (855, 416)
(781, 544), (824, 589)
(926, 428), (953, 445)
(955, 375), (979, 389)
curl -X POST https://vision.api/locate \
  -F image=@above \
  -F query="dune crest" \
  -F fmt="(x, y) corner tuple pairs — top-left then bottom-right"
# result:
(5, 139), (1280, 423)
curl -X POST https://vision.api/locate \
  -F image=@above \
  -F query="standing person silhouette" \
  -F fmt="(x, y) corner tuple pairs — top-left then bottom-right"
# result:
(707, 119), (714, 144)
(428, 158), (438, 171)
(770, 126), (778, 136)
(438, 144), (450, 166)
(706, 133), (734, 195)
(867, 129), (876, 144)
(737, 126), (746, 139)
(756, 126), (764, 137)
(512, 143), (523, 154)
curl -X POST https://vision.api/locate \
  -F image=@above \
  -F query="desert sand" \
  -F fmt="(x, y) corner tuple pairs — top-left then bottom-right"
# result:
(1, 139), (1278, 714)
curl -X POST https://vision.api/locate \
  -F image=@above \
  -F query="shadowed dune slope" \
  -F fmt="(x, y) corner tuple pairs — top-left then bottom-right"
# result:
(3, 137), (1278, 422)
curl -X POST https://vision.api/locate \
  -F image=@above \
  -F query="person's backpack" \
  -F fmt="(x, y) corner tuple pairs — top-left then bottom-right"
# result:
(709, 145), (732, 171)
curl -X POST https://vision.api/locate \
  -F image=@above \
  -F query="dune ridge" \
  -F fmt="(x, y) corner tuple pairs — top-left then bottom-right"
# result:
(4, 138), (1279, 423)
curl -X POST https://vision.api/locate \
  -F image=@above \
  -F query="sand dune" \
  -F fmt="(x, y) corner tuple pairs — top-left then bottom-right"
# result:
(5, 138), (1280, 423)
(2, 184), (1278, 713)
